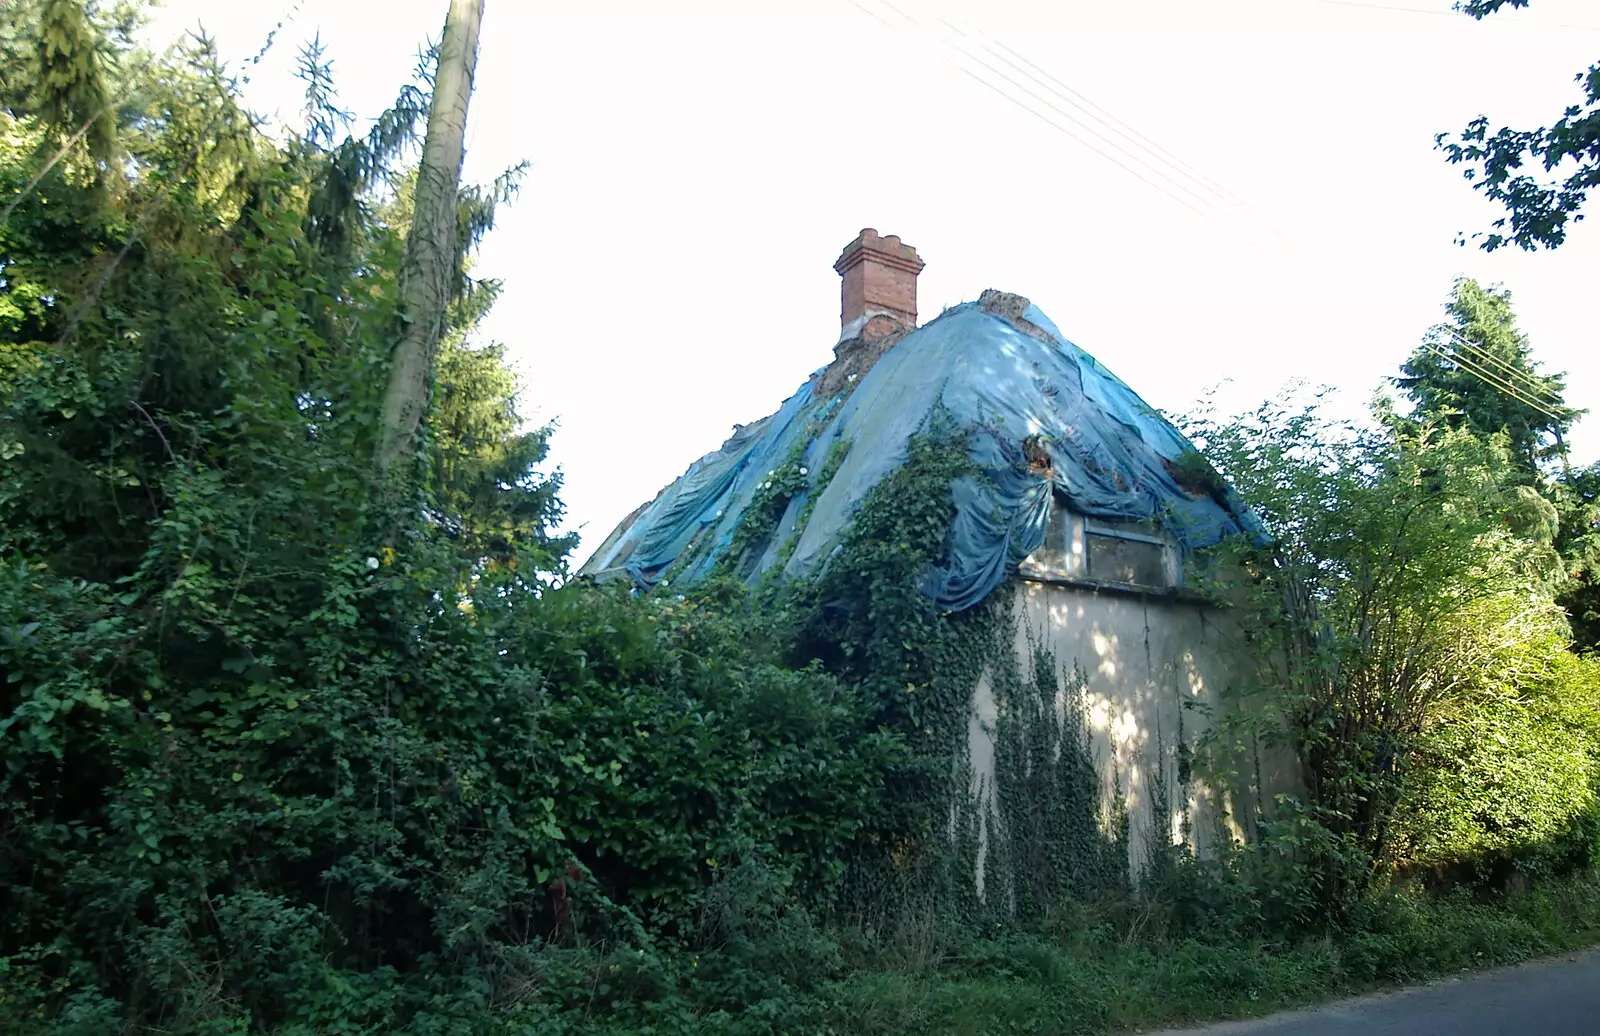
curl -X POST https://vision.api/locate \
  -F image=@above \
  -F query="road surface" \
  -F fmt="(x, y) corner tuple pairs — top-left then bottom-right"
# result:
(1147, 949), (1600, 1035)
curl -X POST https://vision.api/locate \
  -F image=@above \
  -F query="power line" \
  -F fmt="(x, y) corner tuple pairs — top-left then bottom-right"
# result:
(933, 17), (1218, 211)
(849, 0), (1216, 224)
(846, 0), (900, 32)
(843, 0), (1578, 425)
(1417, 341), (1559, 419)
(906, 24), (1221, 216)
(881, 0), (1226, 217)
(947, 61), (1221, 227)
(852, 0), (1272, 248)
(1416, 339), (1566, 421)
(934, 10), (1282, 238)
(885, 0), (1283, 248)
(1431, 341), (1565, 419)
(1435, 325), (1567, 407)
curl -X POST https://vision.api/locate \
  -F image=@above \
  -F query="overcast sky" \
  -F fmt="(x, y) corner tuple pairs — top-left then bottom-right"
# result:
(145, 0), (1600, 562)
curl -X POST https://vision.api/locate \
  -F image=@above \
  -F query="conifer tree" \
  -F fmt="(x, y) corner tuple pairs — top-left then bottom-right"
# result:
(1398, 278), (1598, 649)
(1397, 278), (1576, 483)
(30, 0), (116, 162)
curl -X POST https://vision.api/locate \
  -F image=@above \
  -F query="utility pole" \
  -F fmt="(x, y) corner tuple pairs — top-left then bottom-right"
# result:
(376, 0), (485, 474)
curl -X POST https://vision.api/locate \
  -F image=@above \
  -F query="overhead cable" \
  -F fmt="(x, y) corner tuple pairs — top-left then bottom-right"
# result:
(846, 0), (1273, 250)
(931, 8), (1282, 238)
(1416, 340), (1565, 421)
(880, 1), (1227, 216)
(1435, 324), (1568, 407)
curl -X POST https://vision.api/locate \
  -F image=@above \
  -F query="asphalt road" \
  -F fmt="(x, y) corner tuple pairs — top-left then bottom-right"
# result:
(1146, 950), (1600, 1036)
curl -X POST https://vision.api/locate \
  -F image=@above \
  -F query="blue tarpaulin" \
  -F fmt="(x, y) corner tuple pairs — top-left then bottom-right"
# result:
(579, 299), (1261, 612)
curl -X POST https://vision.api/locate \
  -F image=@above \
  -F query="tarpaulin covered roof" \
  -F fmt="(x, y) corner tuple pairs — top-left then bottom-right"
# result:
(578, 294), (1261, 612)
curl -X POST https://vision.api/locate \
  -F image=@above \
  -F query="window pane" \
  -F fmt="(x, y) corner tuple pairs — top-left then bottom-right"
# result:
(1045, 504), (1072, 557)
(1087, 533), (1166, 586)
(1022, 504), (1082, 576)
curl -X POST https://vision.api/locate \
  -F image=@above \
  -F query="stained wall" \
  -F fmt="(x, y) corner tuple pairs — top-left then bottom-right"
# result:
(967, 578), (1299, 894)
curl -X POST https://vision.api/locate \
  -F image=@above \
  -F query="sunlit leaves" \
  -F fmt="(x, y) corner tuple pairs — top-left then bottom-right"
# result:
(1439, 4), (1600, 251)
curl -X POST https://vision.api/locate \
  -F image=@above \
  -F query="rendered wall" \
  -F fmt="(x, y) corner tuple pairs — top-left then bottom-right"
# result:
(967, 578), (1296, 894)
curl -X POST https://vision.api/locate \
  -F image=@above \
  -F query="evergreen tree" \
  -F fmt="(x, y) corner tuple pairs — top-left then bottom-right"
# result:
(1397, 278), (1577, 483)
(29, 0), (117, 162)
(1397, 278), (1598, 650)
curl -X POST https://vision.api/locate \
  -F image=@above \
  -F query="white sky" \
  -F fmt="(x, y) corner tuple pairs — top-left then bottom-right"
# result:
(144, 0), (1600, 562)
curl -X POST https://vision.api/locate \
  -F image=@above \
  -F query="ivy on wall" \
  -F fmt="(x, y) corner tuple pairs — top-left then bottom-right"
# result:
(985, 640), (1131, 921)
(692, 418), (1161, 922)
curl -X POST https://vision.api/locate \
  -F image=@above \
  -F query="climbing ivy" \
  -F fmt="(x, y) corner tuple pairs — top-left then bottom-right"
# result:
(712, 412), (854, 583)
(717, 452), (800, 576)
(682, 417), (1154, 925)
(790, 424), (982, 741)
(773, 437), (852, 573)
(985, 640), (1131, 921)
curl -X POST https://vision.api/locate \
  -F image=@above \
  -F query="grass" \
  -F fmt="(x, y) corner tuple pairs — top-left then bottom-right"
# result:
(18, 871), (1598, 1034)
(807, 869), (1600, 1035)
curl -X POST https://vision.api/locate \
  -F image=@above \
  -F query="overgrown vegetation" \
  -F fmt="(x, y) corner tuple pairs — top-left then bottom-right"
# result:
(0, 6), (884, 1031)
(3, 4), (1600, 1034)
(1184, 395), (1600, 924)
(983, 646), (1131, 920)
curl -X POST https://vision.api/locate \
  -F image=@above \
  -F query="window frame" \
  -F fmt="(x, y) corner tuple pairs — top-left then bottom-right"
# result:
(1020, 500), (1182, 591)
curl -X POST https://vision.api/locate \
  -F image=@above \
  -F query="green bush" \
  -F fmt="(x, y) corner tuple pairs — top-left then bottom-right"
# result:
(0, 14), (894, 1030)
(1187, 394), (1600, 919)
(498, 584), (900, 927)
(1394, 635), (1600, 883)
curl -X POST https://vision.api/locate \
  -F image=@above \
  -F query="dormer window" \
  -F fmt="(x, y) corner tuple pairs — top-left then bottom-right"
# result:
(1020, 498), (1179, 590)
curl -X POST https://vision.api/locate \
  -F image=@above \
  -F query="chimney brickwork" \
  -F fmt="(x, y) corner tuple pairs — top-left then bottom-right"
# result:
(834, 228), (924, 342)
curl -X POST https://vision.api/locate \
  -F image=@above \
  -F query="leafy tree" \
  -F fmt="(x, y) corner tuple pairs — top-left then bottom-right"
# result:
(0, 6), (895, 1030)
(1553, 463), (1600, 650)
(1439, 0), (1600, 250)
(1186, 395), (1571, 918)
(1394, 644), (1600, 882)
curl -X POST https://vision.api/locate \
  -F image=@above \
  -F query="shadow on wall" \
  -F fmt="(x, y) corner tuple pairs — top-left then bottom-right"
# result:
(966, 579), (1300, 904)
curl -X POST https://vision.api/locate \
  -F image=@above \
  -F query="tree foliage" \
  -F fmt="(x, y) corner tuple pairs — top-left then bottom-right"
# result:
(1440, 0), (1600, 250)
(1186, 393), (1597, 917)
(1396, 278), (1576, 481)
(0, 7), (894, 1031)
(1394, 646), (1600, 882)
(1395, 279), (1598, 650)
(1553, 463), (1600, 650)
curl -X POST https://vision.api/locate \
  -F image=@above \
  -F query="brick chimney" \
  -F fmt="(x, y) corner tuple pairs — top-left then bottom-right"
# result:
(833, 228), (924, 342)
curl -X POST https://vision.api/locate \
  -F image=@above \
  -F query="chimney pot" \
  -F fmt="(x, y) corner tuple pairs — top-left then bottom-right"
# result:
(833, 228), (924, 342)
